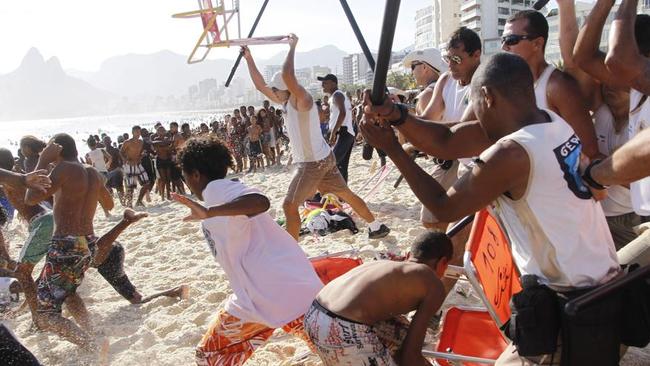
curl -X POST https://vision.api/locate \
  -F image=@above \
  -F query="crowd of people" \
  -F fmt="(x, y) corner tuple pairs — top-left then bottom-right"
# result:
(1, 1), (650, 365)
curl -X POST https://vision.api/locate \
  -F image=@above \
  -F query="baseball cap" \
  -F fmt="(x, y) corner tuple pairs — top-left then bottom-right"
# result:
(317, 74), (338, 83)
(402, 48), (447, 74)
(268, 71), (288, 90)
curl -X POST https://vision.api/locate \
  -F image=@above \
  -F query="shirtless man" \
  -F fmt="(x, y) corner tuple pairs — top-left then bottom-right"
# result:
(502, 10), (599, 159)
(304, 231), (450, 365)
(120, 126), (150, 207)
(0, 148), (55, 319)
(170, 122), (187, 195)
(258, 109), (276, 166)
(247, 116), (264, 173)
(362, 53), (621, 365)
(102, 136), (125, 205)
(151, 126), (174, 200)
(242, 36), (390, 240)
(24, 135), (112, 356)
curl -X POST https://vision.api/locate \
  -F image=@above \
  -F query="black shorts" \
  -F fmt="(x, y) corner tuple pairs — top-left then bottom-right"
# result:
(156, 158), (173, 170)
(249, 141), (263, 157)
(95, 243), (137, 301)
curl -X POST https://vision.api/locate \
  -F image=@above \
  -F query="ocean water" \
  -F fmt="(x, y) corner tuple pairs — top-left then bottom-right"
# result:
(0, 110), (225, 156)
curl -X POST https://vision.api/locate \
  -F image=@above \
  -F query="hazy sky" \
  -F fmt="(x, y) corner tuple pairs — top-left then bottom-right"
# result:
(0, 0), (443, 74)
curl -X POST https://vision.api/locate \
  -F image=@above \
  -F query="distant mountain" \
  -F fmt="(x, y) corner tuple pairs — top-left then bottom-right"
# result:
(66, 45), (348, 98)
(0, 48), (114, 121)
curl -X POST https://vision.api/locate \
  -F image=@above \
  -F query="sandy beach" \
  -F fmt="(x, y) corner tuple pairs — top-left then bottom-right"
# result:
(3, 149), (650, 365)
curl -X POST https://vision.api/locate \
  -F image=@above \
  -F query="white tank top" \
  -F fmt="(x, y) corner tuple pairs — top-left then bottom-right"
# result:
(593, 104), (633, 216)
(328, 90), (355, 136)
(484, 111), (619, 289)
(284, 101), (331, 163)
(441, 74), (471, 122)
(629, 89), (650, 215)
(88, 148), (108, 173)
(534, 65), (555, 110)
(441, 73), (473, 173)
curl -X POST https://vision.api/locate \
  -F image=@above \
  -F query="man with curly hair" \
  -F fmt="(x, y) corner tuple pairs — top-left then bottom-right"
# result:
(173, 136), (323, 366)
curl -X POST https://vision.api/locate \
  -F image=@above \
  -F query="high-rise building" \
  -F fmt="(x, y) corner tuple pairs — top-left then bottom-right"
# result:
(415, 6), (434, 50)
(342, 55), (354, 85)
(460, 0), (536, 41)
(432, 0), (462, 48)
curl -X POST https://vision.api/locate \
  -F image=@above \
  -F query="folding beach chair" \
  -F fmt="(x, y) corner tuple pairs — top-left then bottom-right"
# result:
(173, 0), (290, 64)
(423, 208), (521, 365)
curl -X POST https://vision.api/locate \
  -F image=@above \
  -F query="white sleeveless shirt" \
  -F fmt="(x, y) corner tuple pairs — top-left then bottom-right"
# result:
(441, 73), (471, 122)
(593, 104), (633, 216)
(328, 90), (355, 136)
(629, 89), (650, 215)
(534, 65), (555, 110)
(441, 73), (473, 172)
(484, 111), (619, 289)
(284, 101), (331, 163)
(87, 148), (108, 173)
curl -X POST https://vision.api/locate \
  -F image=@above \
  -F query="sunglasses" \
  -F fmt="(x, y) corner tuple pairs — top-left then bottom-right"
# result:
(410, 62), (423, 71)
(501, 34), (536, 46)
(443, 54), (462, 65)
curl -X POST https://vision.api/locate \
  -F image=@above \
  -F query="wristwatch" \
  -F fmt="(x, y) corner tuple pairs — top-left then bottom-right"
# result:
(388, 103), (409, 126)
(582, 159), (607, 190)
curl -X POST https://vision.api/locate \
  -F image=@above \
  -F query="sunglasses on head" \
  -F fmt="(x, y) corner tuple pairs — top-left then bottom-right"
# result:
(443, 54), (462, 65)
(501, 34), (536, 46)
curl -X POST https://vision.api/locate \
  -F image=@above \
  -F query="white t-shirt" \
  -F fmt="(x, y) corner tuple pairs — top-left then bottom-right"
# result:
(328, 90), (355, 136)
(87, 148), (108, 173)
(200, 179), (323, 327)
(593, 105), (633, 216)
(487, 111), (619, 289)
(629, 89), (650, 215)
(284, 101), (331, 163)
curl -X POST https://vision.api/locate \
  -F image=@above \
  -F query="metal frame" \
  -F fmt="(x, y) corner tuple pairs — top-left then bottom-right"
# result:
(173, 0), (289, 64)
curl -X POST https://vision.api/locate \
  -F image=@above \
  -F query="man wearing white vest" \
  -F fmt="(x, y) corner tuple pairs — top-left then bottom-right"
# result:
(241, 35), (389, 241)
(319, 74), (355, 182)
(361, 52), (621, 365)
(502, 10), (600, 160)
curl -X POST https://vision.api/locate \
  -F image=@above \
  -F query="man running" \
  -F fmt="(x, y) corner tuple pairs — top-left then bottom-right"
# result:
(319, 74), (356, 182)
(304, 231), (450, 365)
(120, 126), (151, 207)
(241, 35), (390, 240)
(172, 136), (323, 366)
(362, 53), (620, 365)
(24, 135), (111, 356)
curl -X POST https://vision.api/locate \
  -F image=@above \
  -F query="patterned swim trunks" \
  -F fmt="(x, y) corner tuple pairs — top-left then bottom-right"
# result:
(36, 235), (96, 313)
(123, 163), (150, 188)
(303, 300), (409, 366)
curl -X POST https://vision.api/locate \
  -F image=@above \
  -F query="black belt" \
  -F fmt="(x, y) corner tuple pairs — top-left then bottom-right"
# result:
(312, 300), (365, 325)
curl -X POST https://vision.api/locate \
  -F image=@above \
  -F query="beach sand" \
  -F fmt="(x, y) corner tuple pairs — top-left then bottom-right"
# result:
(3, 149), (650, 365)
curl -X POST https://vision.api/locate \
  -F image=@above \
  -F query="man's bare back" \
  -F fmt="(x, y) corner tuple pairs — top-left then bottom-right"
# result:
(317, 260), (444, 325)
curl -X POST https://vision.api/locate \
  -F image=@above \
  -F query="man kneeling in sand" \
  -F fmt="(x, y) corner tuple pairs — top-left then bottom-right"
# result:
(172, 136), (323, 366)
(304, 231), (450, 366)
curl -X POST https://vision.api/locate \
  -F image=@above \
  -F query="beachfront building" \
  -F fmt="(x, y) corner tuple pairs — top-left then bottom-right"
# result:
(341, 52), (376, 87)
(341, 55), (354, 85)
(415, 5), (434, 50)
(460, 0), (536, 44)
(415, 1), (462, 50)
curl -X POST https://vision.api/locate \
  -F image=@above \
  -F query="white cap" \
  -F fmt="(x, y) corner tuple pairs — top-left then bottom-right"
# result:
(402, 48), (447, 74)
(268, 71), (288, 90)
(387, 87), (406, 97)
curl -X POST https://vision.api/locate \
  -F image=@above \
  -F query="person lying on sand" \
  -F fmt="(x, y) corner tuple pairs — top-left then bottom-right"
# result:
(303, 231), (450, 366)
(173, 136), (323, 366)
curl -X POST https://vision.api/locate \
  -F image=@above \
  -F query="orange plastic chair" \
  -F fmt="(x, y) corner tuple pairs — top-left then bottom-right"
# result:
(423, 208), (521, 365)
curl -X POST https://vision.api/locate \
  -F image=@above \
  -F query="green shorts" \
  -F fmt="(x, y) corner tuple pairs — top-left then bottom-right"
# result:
(18, 212), (54, 264)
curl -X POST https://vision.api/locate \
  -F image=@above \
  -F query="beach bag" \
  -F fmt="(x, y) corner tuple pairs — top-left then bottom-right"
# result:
(305, 209), (358, 236)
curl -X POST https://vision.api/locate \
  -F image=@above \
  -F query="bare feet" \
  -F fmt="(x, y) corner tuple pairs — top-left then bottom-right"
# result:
(180, 285), (190, 300)
(96, 337), (110, 366)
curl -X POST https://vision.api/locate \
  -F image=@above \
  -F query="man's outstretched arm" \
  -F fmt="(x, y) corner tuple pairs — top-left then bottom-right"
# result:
(172, 193), (270, 221)
(282, 34), (313, 111)
(590, 129), (650, 187)
(363, 91), (492, 160)
(241, 46), (282, 104)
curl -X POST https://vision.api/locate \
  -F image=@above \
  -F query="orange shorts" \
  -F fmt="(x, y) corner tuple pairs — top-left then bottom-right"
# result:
(195, 310), (310, 366)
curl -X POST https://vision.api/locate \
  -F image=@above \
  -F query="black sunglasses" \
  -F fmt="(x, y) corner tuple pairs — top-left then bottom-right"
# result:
(410, 62), (423, 71)
(501, 34), (537, 46)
